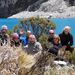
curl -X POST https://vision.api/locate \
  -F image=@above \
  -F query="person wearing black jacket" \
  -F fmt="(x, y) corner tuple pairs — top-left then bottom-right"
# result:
(48, 35), (62, 55)
(59, 26), (74, 53)
(48, 29), (55, 43)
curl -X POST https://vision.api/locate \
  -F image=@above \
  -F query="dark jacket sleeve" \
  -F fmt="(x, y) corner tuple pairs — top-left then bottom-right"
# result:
(69, 34), (73, 46)
(48, 37), (50, 42)
(48, 44), (62, 55)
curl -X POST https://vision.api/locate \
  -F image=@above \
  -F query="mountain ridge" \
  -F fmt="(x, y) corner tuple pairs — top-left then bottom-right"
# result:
(0, 0), (75, 18)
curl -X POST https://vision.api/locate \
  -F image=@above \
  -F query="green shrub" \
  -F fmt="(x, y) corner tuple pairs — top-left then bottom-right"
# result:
(7, 30), (13, 36)
(13, 25), (19, 32)
(38, 33), (53, 50)
(19, 17), (56, 38)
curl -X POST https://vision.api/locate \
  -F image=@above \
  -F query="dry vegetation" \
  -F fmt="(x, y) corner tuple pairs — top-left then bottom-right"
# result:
(0, 44), (75, 75)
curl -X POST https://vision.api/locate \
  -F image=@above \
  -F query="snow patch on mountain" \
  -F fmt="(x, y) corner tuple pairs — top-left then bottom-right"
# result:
(37, 0), (67, 12)
(9, 0), (75, 18)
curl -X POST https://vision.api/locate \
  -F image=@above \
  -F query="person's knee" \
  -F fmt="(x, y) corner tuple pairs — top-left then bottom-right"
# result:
(48, 49), (58, 55)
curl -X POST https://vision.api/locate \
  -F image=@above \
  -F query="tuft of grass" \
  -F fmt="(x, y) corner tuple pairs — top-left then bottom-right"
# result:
(68, 50), (75, 64)
(62, 49), (75, 65)
(16, 46), (35, 69)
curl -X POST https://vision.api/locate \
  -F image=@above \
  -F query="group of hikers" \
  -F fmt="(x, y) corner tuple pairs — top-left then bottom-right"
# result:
(0, 25), (74, 56)
(48, 26), (74, 56)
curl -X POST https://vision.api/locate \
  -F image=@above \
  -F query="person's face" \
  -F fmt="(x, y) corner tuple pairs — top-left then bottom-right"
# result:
(54, 38), (59, 44)
(20, 30), (24, 35)
(27, 32), (31, 37)
(2, 29), (7, 34)
(50, 33), (54, 37)
(64, 29), (70, 35)
(13, 36), (19, 41)
(20, 32), (24, 35)
(29, 37), (36, 43)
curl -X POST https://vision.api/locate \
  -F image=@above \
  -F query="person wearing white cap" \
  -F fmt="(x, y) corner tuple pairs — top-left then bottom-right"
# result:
(1, 25), (8, 30)
(0, 25), (9, 46)
(10, 33), (20, 47)
(24, 34), (42, 55)
(59, 26), (74, 53)
(48, 29), (55, 43)
(1, 25), (8, 34)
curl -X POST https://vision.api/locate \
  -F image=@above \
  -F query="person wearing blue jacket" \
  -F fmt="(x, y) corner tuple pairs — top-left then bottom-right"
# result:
(19, 30), (32, 46)
(19, 29), (27, 46)
(20, 36), (27, 46)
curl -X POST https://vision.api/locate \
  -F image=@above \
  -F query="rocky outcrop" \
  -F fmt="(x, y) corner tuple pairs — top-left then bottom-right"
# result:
(0, 0), (75, 18)
(0, 0), (18, 18)
(27, 0), (48, 11)
(37, 0), (67, 12)
(0, 45), (75, 75)
(64, 0), (75, 6)
(18, 50), (75, 75)
(0, 0), (46, 18)
(0, 45), (35, 75)
(9, 0), (75, 18)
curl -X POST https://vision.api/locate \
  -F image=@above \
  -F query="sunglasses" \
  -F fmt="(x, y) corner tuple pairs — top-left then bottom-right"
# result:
(50, 33), (54, 34)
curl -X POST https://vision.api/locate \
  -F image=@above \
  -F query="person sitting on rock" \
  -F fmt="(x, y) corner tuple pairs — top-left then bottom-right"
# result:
(48, 29), (55, 43)
(24, 34), (42, 55)
(19, 29), (27, 46)
(48, 35), (62, 55)
(26, 30), (32, 44)
(59, 26), (74, 53)
(19, 30), (32, 47)
(0, 25), (9, 46)
(10, 33), (20, 47)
